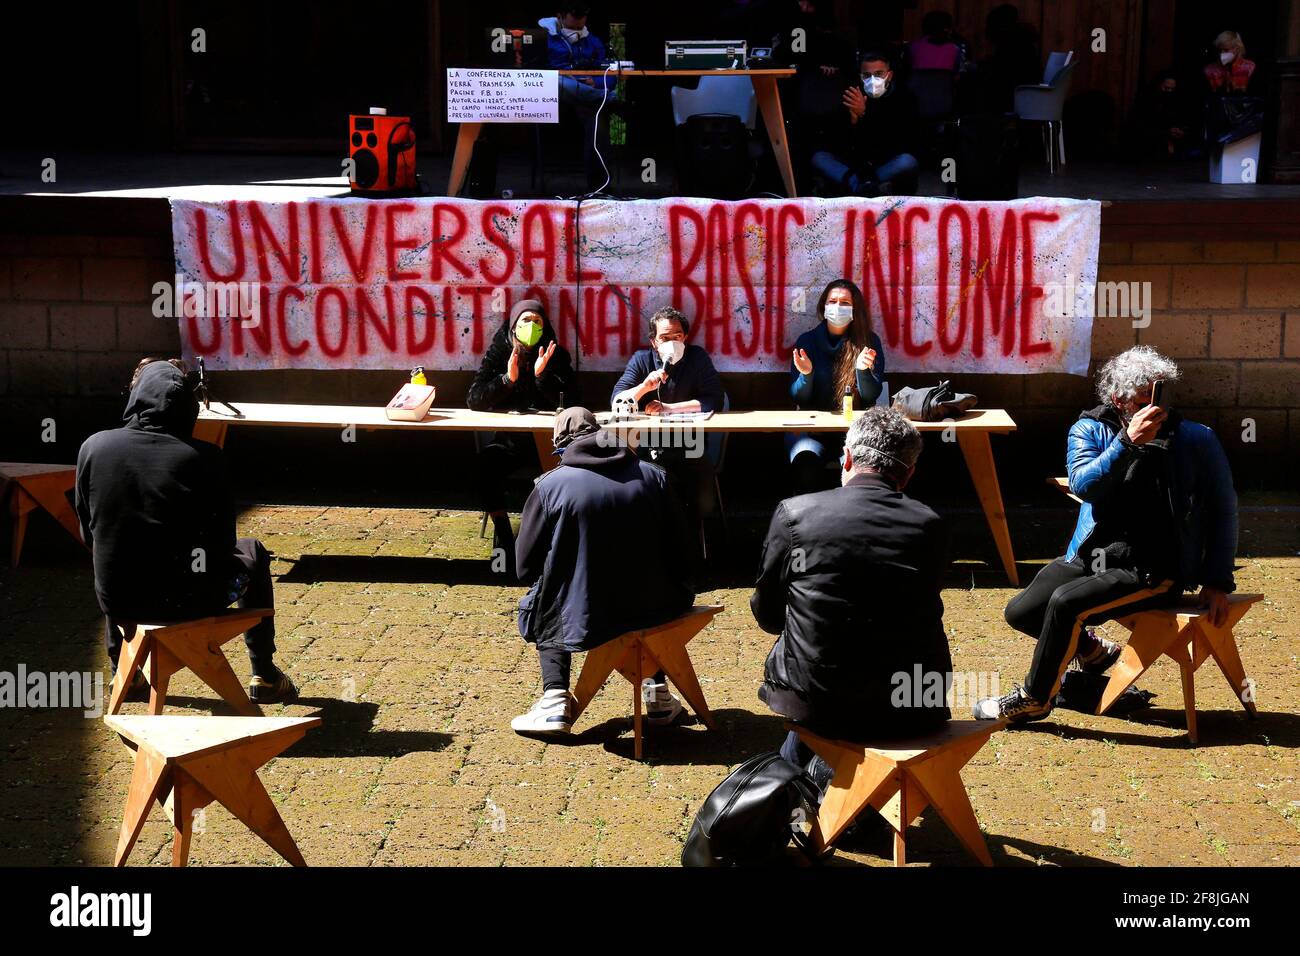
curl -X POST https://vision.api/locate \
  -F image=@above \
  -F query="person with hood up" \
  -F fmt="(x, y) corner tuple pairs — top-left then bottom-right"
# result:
(75, 357), (296, 703)
(510, 407), (695, 735)
(467, 299), (580, 563)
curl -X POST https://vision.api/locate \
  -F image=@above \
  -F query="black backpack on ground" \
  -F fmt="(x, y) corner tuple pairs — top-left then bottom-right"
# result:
(681, 751), (821, 867)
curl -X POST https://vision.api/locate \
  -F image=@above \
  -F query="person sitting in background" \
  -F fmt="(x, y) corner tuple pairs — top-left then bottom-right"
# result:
(467, 299), (579, 564)
(1132, 70), (1198, 161)
(76, 358), (296, 704)
(752, 406), (952, 775)
(787, 278), (885, 494)
(908, 10), (964, 74)
(810, 46), (920, 197)
(974, 346), (1238, 724)
(611, 307), (726, 536)
(539, 4), (617, 187)
(1203, 30), (1256, 94)
(511, 408), (695, 735)
(776, 1), (858, 174)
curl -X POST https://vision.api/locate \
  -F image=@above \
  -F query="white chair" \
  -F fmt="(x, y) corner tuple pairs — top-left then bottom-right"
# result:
(670, 76), (757, 129)
(1014, 60), (1076, 174)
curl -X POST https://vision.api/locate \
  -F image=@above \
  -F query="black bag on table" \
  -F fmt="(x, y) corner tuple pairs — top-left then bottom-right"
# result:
(681, 751), (821, 867)
(891, 381), (978, 422)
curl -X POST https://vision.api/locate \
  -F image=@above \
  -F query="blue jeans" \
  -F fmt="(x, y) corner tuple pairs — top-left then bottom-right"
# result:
(810, 150), (919, 196)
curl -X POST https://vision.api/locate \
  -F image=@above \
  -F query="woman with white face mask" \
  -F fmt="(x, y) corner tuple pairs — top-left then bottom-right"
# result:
(1203, 30), (1255, 94)
(786, 279), (887, 493)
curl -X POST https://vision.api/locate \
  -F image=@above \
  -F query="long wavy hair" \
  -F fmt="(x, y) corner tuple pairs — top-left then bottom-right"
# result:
(815, 279), (872, 403)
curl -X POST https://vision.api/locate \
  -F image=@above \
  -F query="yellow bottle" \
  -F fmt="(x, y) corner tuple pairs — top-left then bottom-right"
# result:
(842, 386), (853, 422)
(410, 366), (427, 386)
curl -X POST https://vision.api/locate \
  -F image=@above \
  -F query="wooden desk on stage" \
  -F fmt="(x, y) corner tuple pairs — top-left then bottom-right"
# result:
(194, 404), (1020, 584)
(447, 68), (799, 198)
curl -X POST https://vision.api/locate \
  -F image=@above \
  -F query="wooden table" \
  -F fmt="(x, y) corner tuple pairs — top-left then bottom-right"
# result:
(195, 404), (1020, 584)
(447, 68), (799, 198)
(1, 462), (86, 566)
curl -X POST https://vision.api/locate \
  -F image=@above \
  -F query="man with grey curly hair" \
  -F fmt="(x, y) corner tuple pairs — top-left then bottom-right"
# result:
(752, 406), (953, 776)
(975, 344), (1238, 724)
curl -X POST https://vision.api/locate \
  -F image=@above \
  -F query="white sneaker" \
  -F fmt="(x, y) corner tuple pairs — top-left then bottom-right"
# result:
(511, 689), (575, 736)
(642, 679), (683, 726)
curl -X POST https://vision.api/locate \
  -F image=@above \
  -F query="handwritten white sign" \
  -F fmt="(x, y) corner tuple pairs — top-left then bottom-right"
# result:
(446, 68), (559, 123)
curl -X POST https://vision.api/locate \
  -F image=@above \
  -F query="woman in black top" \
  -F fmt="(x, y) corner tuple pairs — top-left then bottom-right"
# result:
(467, 298), (579, 557)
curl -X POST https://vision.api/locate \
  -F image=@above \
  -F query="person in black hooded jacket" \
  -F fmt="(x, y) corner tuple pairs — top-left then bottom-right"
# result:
(510, 407), (695, 736)
(75, 358), (296, 703)
(466, 299), (580, 563)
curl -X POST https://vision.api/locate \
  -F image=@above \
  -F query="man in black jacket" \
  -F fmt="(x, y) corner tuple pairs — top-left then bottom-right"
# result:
(809, 46), (920, 197)
(467, 299), (580, 563)
(511, 407), (695, 735)
(75, 358), (296, 703)
(751, 406), (952, 770)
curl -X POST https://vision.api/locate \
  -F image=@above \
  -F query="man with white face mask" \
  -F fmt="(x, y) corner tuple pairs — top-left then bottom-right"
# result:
(611, 308), (726, 556)
(540, 5), (618, 187)
(809, 47), (920, 197)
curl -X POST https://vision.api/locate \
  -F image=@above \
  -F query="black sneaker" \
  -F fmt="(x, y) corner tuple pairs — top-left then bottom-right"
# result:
(249, 669), (299, 705)
(1072, 634), (1122, 674)
(972, 686), (1052, 724)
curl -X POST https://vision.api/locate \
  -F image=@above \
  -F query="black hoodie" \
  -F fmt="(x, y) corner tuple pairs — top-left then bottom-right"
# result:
(75, 361), (237, 621)
(514, 432), (694, 653)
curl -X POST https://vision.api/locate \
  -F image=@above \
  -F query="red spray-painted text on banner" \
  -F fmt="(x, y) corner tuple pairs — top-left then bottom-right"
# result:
(170, 196), (1100, 374)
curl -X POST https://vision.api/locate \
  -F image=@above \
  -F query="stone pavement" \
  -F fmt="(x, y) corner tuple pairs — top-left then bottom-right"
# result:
(1, 505), (1296, 866)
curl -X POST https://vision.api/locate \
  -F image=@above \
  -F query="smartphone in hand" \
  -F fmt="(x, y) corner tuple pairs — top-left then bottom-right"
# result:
(1150, 379), (1165, 409)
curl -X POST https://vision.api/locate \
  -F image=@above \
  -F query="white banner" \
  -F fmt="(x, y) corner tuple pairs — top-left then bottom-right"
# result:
(170, 195), (1101, 374)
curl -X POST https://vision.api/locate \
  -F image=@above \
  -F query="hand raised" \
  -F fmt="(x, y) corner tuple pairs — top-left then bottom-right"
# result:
(793, 348), (814, 376)
(534, 341), (557, 378)
(1125, 404), (1166, 445)
(506, 346), (521, 384)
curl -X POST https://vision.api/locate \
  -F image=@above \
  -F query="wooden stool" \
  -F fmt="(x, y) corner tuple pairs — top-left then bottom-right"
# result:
(571, 605), (722, 759)
(105, 714), (319, 867)
(1099, 594), (1263, 744)
(1048, 475), (1082, 505)
(108, 608), (272, 717)
(793, 719), (1004, 866)
(1, 462), (86, 565)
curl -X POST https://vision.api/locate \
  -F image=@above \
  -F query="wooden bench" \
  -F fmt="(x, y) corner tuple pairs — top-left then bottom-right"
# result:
(105, 714), (319, 866)
(1, 462), (86, 565)
(792, 719), (1005, 866)
(571, 605), (723, 760)
(108, 608), (272, 717)
(1048, 475), (1083, 505)
(1100, 594), (1263, 744)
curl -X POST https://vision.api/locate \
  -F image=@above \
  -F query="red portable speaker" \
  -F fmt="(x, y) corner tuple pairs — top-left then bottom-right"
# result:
(348, 111), (417, 193)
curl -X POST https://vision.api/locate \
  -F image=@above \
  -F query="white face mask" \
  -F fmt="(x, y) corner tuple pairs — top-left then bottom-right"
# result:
(561, 26), (589, 42)
(824, 302), (854, 329)
(863, 75), (888, 98)
(657, 339), (686, 366)
(1219, 51), (1235, 65)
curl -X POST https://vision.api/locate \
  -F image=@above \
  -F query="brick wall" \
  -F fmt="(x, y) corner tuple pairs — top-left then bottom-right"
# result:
(2, 227), (1298, 490)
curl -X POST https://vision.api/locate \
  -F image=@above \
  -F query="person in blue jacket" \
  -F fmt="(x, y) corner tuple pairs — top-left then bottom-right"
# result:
(974, 345), (1240, 724)
(787, 278), (886, 493)
(539, 6), (617, 186)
